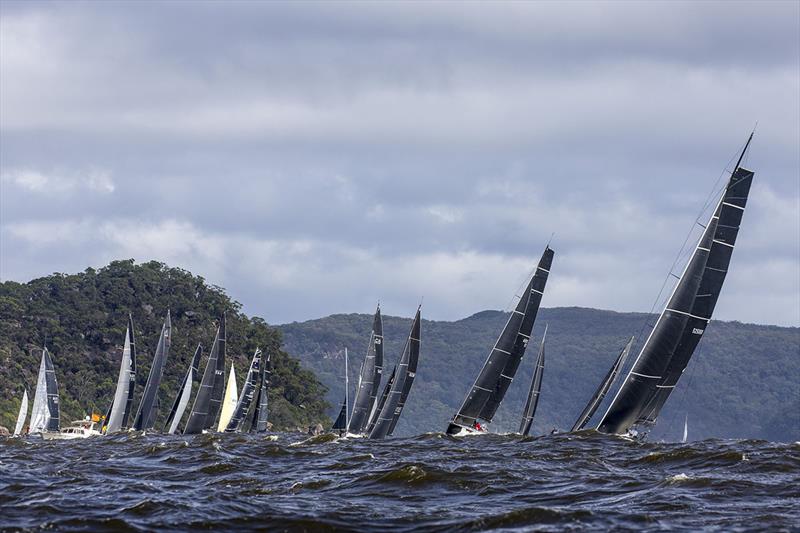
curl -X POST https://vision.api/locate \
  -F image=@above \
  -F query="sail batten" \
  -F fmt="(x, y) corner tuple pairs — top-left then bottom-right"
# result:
(597, 157), (754, 435)
(133, 311), (171, 431)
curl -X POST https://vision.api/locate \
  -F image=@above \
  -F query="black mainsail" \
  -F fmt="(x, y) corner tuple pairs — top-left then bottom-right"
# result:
(519, 326), (547, 436)
(184, 314), (227, 434)
(347, 305), (384, 434)
(597, 137), (755, 436)
(366, 366), (395, 435)
(164, 343), (203, 434)
(369, 306), (421, 440)
(571, 337), (634, 432)
(225, 348), (262, 433)
(447, 246), (554, 435)
(133, 310), (171, 431)
(250, 351), (271, 433)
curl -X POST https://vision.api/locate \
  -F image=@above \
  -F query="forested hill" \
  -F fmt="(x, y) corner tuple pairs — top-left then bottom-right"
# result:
(280, 308), (799, 442)
(0, 260), (329, 431)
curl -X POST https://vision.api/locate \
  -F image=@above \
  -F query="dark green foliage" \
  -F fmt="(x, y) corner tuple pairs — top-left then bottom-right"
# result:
(0, 260), (329, 431)
(281, 308), (800, 442)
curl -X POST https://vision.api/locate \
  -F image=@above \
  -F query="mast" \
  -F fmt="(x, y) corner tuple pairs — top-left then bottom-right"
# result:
(597, 137), (755, 435)
(447, 246), (554, 434)
(519, 326), (547, 436)
(184, 314), (226, 434)
(164, 343), (203, 434)
(570, 337), (634, 432)
(13, 390), (28, 436)
(133, 310), (171, 431)
(369, 306), (421, 439)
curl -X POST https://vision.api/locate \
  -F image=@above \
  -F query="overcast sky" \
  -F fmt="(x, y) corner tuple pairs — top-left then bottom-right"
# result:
(1, 1), (798, 327)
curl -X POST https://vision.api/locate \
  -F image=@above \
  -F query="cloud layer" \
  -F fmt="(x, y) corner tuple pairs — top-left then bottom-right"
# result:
(1, 1), (798, 326)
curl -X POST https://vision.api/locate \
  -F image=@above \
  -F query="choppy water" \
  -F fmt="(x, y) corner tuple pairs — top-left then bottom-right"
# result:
(1, 432), (798, 531)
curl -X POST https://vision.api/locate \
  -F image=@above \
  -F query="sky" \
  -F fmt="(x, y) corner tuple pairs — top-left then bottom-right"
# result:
(1, 1), (798, 327)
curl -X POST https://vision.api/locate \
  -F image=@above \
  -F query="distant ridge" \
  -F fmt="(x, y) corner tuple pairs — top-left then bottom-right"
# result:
(280, 307), (799, 442)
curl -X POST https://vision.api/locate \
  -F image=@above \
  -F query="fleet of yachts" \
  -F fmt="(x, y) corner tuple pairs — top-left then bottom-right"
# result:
(7, 136), (756, 442)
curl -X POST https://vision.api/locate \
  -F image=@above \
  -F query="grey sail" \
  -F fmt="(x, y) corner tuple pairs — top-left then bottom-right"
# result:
(133, 311), (171, 431)
(44, 347), (60, 432)
(386, 307), (421, 436)
(184, 314), (227, 434)
(28, 349), (50, 433)
(519, 326), (547, 436)
(225, 348), (262, 433)
(251, 351), (271, 433)
(447, 246), (554, 435)
(598, 138), (755, 436)
(369, 306), (421, 440)
(106, 315), (137, 433)
(331, 399), (347, 433)
(571, 337), (634, 432)
(347, 305), (384, 434)
(366, 366), (395, 435)
(164, 343), (202, 434)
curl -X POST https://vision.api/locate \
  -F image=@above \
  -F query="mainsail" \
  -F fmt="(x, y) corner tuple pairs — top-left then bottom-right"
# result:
(571, 337), (634, 432)
(447, 246), (554, 434)
(133, 311), (171, 431)
(519, 326), (547, 436)
(225, 349), (261, 433)
(43, 348), (60, 432)
(347, 305), (384, 434)
(597, 137), (755, 436)
(164, 343), (203, 434)
(105, 315), (137, 433)
(13, 390), (28, 436)
(369, 306), (421, 440)
(217, 366), (239, 432)
(184, 314), (227, 434)
(251, 351), (271, 433)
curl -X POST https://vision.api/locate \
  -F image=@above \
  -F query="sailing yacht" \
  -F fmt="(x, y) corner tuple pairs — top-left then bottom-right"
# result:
(103, 314), (137, 434)
(447, 246), (554, 436)
(29, 347), (60, 437)
(346, 306), (384, 437)
(132, 311), (171, 431)
(184, 314), (227, 434)
(593, 134), (756, 438)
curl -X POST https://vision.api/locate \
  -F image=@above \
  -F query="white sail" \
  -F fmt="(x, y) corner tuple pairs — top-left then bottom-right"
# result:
(29, 350), (50, 433)
(168, 367), (194, 434)
(13, 390), (29, 436)
(217, 366), (238, 432)
(105, 326), (134, 433)
(682, 415), (688, 443)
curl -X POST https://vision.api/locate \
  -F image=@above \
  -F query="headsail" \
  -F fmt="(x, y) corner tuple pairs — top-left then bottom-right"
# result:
(29, 349), (50, 433)
(682, 414), (689, 443)
(106, 315), (137, 433)
(13, 390), (28, 436)
(164, 343), (203, 434)
(369, 306), (422, 439)
(184, 314), (227, 434)
(366, 366), (395, 434)
(331, 399), (348, 433)
(217, 366), (239, 432)
(225, 349), (261, 433)
(447, 246), (554, 434)
(519, 326), (547, 436)
(348, 305), (384, 434)
(571, 337), (634, 432)
(598, 137), (755, 436)
(133, 311), (171, 431)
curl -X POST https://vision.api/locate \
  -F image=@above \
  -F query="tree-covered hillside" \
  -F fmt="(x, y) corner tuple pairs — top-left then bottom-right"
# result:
(0, 260), (329, 431)
(280, 308), (799, 442)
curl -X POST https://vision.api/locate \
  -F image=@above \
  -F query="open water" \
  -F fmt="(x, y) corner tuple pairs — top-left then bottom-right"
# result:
(1, 432), (798, 531)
